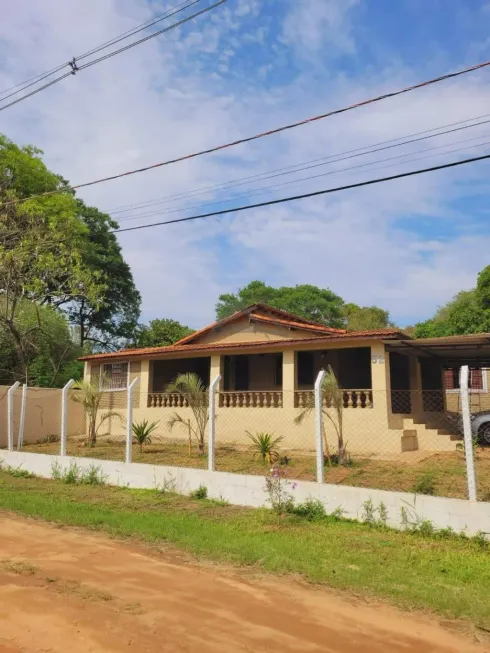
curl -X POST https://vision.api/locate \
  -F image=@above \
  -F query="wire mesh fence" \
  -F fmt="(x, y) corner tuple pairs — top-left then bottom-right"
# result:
(1, 374), (488, 503)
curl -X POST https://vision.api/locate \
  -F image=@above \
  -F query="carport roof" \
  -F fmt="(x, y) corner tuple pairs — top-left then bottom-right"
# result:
(385, 333), (490, 365)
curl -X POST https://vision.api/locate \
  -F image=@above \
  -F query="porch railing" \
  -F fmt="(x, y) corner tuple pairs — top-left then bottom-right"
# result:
(219, 391), (283, 408)
(148, 392), (190, 408)
(294, 389), (373, 409)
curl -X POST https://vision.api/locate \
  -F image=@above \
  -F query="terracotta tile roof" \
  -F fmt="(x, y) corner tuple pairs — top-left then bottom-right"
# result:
(174, 303), (345, 346)
(79, 328), (406, 363)
(249, 312), (345, 334)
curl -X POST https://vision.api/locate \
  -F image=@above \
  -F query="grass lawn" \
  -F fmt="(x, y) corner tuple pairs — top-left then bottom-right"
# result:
(22, 439), (490, 500)
(0, 469), (489, 630)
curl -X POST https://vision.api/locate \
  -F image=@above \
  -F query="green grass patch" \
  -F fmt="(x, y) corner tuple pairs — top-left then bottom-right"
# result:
(0, 470), (489, 629)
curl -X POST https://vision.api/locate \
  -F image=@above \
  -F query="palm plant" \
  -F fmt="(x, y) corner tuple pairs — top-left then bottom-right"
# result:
(246, 431), (284, 464)
(166, 373), (208, 455)
(71, 379), (121, 446)
(132, 419), (160, 453)
(294, 365), (348, 465)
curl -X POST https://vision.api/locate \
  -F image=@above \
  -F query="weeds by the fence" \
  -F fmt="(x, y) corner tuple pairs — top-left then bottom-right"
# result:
(412, 472), (437, 496)
(51, 462), (107, 486)
(190, 484), (208, 500)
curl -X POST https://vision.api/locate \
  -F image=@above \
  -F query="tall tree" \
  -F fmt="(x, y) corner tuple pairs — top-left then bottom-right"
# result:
(48, 201), (141, 351)
(414, 266), (490, 338)
(133, 318), (194, 348)
(342, 303), (392, 331)
(216, 280), (344, 327)
(0, 134), (102, 377)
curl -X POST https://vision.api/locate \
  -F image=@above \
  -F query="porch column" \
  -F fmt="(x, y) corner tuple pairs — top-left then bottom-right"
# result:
(371, 342), (391, 414)
(408, 356), (423, 414)
(210, 355), (221, 388)
(83, 361), (90, 383)
(283, 350), (296, 405)
(139, 359), (151, 408)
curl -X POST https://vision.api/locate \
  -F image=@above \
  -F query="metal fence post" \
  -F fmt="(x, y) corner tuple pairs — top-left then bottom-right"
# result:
(17, 384), (27, 450)
(314, 369), (326, 484)
(60, 379), (75, 456)
(7, 381), (20, 452)
(460, 365), (477, 501)
(208, 374), (221, 472)
(125, 377), (139, 464)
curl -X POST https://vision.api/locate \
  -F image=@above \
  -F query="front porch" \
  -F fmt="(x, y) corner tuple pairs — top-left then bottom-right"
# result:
(145, 346), (376, 411)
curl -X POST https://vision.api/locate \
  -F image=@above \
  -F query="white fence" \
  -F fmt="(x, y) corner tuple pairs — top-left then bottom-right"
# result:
(0, 367), (483, 504)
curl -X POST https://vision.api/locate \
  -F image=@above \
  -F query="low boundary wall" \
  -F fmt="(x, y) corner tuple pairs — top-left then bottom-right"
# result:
(1, 450), (489, 536)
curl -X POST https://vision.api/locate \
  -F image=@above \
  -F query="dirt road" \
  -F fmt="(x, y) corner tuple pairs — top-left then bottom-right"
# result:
(0, 516), (485, 653)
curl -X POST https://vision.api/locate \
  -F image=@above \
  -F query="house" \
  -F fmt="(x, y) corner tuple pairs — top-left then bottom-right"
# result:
(80, 304), (490, 455)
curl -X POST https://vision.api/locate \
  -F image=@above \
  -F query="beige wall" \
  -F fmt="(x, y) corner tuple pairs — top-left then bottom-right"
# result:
(197, 318), (317, 344)
(0, 386), (86, 448)
(94, 343), (455, 455)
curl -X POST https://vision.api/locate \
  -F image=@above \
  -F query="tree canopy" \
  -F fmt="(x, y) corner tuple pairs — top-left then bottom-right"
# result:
(133, 318), (194, 348)
(414, 266), (490, 337)
(215, 280), (392, 330)
(216, 281), (346, 327)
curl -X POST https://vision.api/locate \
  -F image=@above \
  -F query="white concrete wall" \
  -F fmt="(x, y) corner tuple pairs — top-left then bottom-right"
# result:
(1, 450), (488, 536)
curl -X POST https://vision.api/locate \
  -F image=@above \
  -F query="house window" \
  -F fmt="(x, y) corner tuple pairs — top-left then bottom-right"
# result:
(101, 362), (129, 391)
(274, 354), (283, 387)
(444, 367), (486, 393)
(297, 352), (314, 386)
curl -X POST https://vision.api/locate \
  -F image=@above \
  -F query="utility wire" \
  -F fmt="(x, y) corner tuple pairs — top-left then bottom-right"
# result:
(4, 55), (490, 207)
(0, 0), (200, 102)
(111, 133), (490, 224)
(112, 152), (490, 233)
(0, 0), (225, 113)
(108, 113), (490, 218)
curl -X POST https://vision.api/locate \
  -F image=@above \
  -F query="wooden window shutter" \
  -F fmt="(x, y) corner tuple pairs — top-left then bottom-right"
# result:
(443, 368), (455, 390)
(470, 368), (483, 390)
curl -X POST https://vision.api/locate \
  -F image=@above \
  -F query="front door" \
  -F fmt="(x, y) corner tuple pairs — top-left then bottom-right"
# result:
(234, 356), (249, 391)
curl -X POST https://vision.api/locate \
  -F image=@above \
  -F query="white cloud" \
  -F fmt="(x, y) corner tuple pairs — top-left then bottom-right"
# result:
(1, 0), (490, 330)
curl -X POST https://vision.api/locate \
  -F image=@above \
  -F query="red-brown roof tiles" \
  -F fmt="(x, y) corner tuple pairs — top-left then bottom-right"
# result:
(79, 328), (406, 363)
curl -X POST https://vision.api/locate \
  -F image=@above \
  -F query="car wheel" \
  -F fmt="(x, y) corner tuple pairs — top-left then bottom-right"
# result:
(477, 422), (490, 446)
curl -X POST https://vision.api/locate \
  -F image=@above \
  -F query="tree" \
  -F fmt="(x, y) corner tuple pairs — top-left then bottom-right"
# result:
(414, 289), (488, 338)
(133, 318), (194, 348)
(0, 299), (83, 387)
(216, 280), (344, 327)
(166, 373), (208, 455)
(294, 365), (348, 465)
(71, 378), (121, 446)
(45, 201), (141, 351)
(342, 303), (392, 331)
(0, 134), (102, 378)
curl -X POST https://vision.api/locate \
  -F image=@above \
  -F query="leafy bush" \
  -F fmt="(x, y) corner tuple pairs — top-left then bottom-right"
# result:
(81, 464), (107, 486)
(290, 498), (326, 521)
(246, 431), (284, 464)
(51, 461), (105, 485)
(190, 485), (208, 500)
(412, 472), (436, 496)
(264, 467), (295, 514)
(132, 419), (160, 453)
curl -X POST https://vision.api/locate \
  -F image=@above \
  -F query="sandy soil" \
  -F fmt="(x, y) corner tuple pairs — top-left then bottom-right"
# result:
(0, 516), (486, 653)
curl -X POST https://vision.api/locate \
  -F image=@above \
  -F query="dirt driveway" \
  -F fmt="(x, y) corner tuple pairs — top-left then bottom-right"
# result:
(0, 516), (485, 653)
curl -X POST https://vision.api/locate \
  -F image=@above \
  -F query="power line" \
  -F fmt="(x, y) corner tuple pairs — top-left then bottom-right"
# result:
(110, 133), (490, 224)
(108, 114), (490, 219)
(0, 0), (225, 113)
(4, 55), (490, 208)
(112, 152), (490, 233)
(0, 0), (200, 102)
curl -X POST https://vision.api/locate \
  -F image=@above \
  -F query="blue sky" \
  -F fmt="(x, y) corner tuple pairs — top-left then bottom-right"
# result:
(2, 0), (490, 328)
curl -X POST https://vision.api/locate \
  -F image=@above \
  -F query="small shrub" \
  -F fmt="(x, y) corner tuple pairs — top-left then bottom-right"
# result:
(132, 419), (160, 453)
(190, 485), (208, 500)
(362, 499), (376, 524)
(378, 502), (388, 526)
(291, 498), (326, 521)
(418, 520), (435, 537)
(264, 467), (295, 514)
(5, 465), (34, 479)
(81, 464), (106, 486)
(324, 451), (354, 467)
(51, 461), (62, 480)
(246, 431), (284, 465)
(412, 472), (436, 496)
(63, 462), (82, 484)
(37, 434), (60, 444)
(473, 531), (489, 549)
(278, 455), (291, 467)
